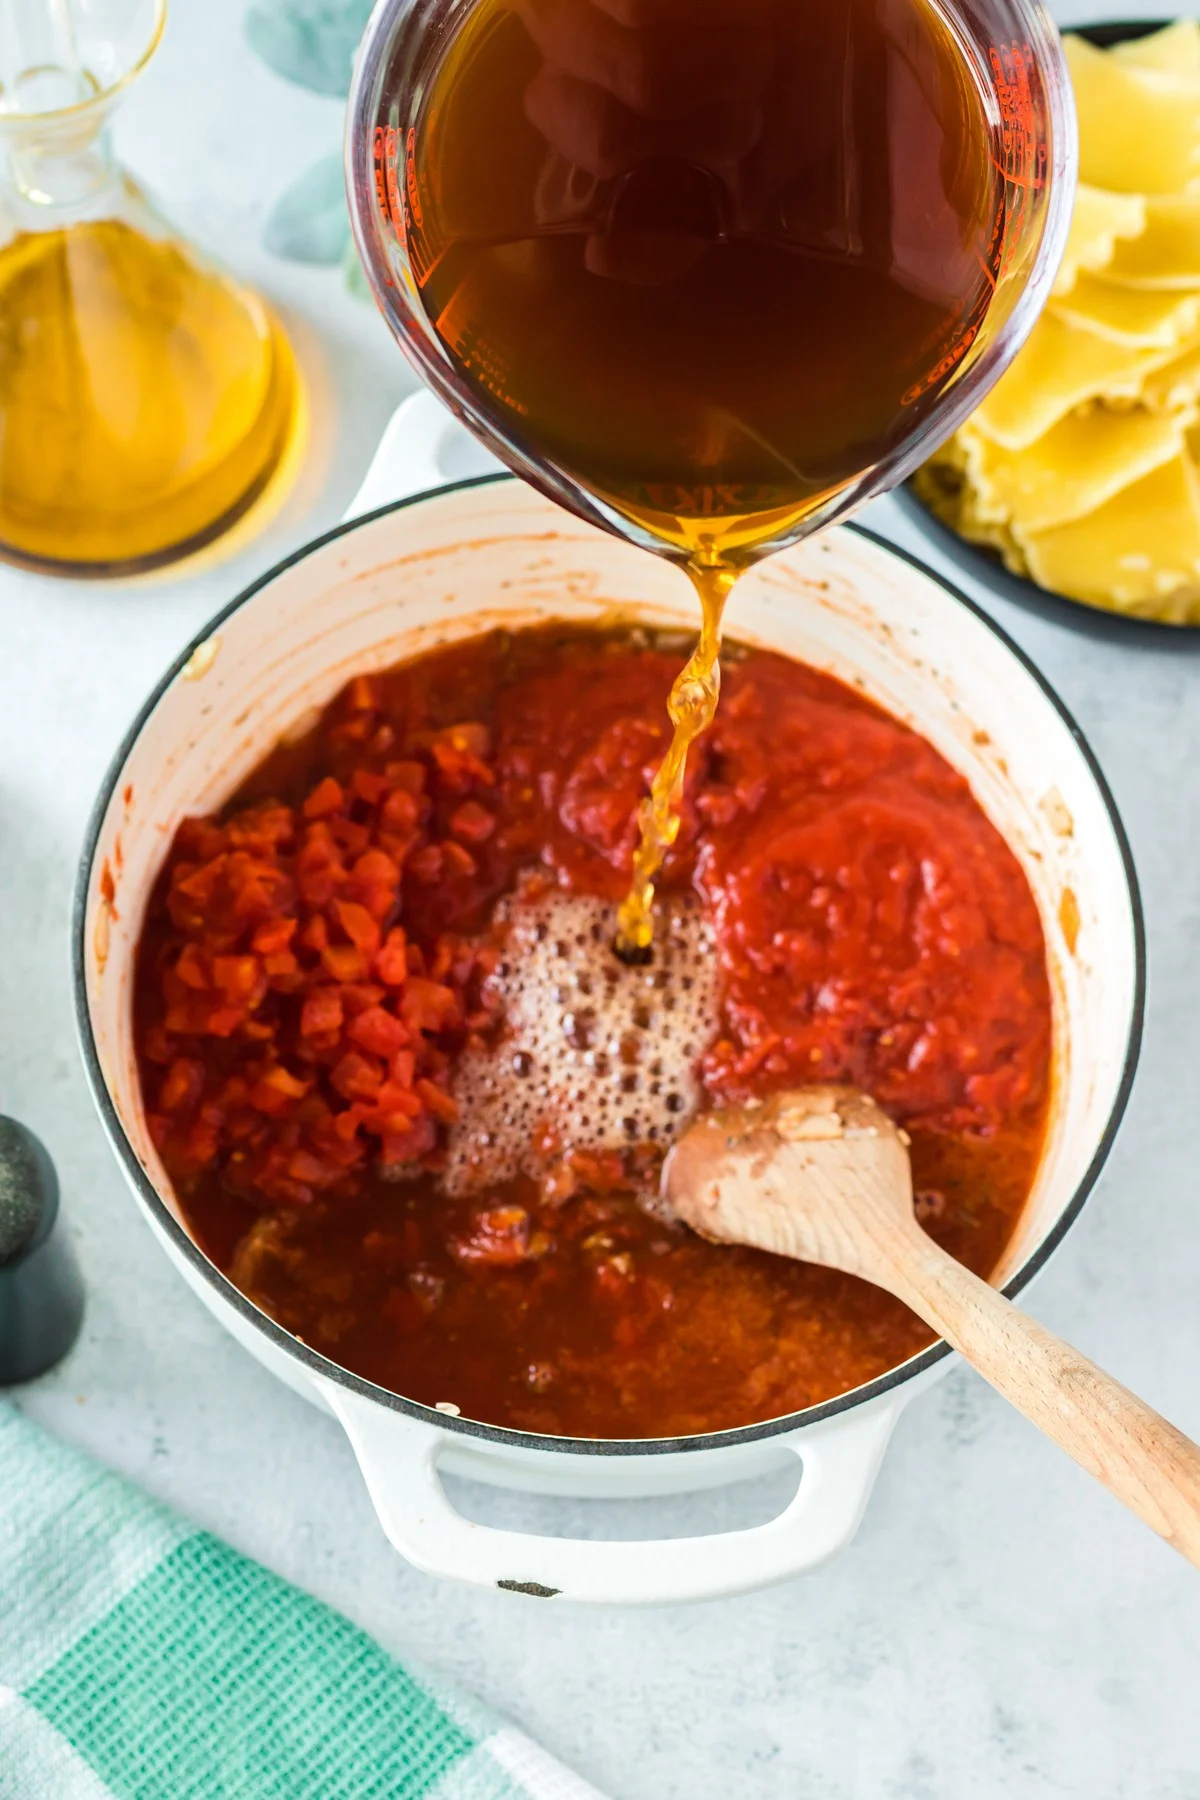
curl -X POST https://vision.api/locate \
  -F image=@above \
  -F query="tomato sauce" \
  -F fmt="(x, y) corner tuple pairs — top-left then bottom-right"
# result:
(135, 626), (1053, 1438)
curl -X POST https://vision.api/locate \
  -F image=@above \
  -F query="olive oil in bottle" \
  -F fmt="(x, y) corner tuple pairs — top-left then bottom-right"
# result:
(0, 5), (299, 573)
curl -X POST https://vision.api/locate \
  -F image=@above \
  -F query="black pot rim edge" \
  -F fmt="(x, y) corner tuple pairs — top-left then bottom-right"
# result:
(71, 474), (1147, 1462)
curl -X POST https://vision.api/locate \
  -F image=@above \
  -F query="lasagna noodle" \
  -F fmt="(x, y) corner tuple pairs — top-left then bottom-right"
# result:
(1065, 35), (1200, 195)
(1019, 454), (1200, 615)
(971, 311), (1181, 449)
(917, 27), (1200, 619)
(960, 408), (1188, 533)
(1052, 186), (1146, 298)
(1050, 273), (1200, 349)
(1112, 19), (1200, 77)
(1142, 334), (1200, 408)
(1104, 196), (1200, 289)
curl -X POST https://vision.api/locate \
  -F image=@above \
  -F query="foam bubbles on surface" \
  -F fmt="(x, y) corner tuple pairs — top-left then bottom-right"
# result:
(445, 888), (719, 1195)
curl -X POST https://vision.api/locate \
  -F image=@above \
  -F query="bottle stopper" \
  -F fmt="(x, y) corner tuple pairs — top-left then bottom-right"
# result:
(0, 1117), (84, 1385)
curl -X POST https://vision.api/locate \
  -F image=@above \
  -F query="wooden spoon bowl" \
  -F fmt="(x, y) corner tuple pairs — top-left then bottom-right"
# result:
(664, 1086), (1200, 1569)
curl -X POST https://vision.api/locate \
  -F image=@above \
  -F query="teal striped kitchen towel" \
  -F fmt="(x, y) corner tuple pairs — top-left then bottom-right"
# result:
(0, 1404), (602, 1800)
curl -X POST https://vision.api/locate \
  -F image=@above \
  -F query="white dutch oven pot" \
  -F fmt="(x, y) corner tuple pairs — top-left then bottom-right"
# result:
(75, 394), (1144, 1607)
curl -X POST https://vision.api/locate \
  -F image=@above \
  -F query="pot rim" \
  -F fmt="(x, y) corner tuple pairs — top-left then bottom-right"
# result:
(72, 476), (1147, 1460)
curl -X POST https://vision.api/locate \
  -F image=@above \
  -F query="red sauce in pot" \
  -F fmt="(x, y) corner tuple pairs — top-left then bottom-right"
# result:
(135, 626), (1052, 1438)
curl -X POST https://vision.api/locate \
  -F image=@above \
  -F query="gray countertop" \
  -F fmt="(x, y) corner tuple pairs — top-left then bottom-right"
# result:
(2, 2), (1198, 1794)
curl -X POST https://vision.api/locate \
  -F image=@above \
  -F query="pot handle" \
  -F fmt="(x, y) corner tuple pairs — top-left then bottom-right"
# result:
(344, 390), (505, 520)
(319, 1380), (902, 1606)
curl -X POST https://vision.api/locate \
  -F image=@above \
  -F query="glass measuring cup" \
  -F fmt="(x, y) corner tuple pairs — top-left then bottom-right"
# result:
(347, 0), (1075, 561)
(348, 0), (1076, 953)
(0, 0), (300, 575)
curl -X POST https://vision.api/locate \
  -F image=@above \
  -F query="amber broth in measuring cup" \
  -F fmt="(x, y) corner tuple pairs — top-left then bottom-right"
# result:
(404, 0), (1008, 951)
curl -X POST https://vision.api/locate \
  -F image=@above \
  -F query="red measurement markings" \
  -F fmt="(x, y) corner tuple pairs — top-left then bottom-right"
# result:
(405, 127), (423, 230)
(989, 41), (1048, 286)
(401, 126), (434, 283)
(452, 320), (528, 416)
(644, 482), (756, 517)
(900, 41), (1045, 408)
(901, 325), (978, 407)
(982, 191), (1007, 286)
(372, 125), (404, 262)
(990, 42), (1039, 188)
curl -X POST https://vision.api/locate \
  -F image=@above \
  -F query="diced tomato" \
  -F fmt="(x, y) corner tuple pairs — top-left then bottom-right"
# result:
(382, 788), (420, 832)
(160, 1057), (204, 1115)
(352, 769), (390, 804)
(250, 1065), (311, 1117)
(449, 801), (496, 844)
(338, 982), (385, 1015)
(379, 1116), (437, 1166)
(331, 1051), (384, 1099)
(333, 899), (382, 957)
(430, 723), (493, 789)
(415, 1078), (459, 1124)
(407, 845), (443, 884)
(252, 918), (296, 955)
(351, 847), (399, 888)
(180, 1110), (222, 1170)
(401, 979), (460, 1034)
(299, 914), (328, 952)
(376, 926), (408, 986)
(328, 818), (370, 857)
(301, 989), (344, 1038)
(442, 721), (490, 757)
(346, 850), (400, 922)
(348, 1005), (407, 1059)
(346, 675), (383, 713)
(296, 839), (344, 908)
(175, 943), (208, 990)
(286, 1149), (343, 1188)
(442, 842), (477, 879)
(330, 1106), (364, 1144)
(363, 1079), (423, 1125)
(385, 760), (427, 795)
(303, 777), (344, 819)
(212, 955), (261, 999)
(321, 944), (369, 983)
(203, 1006), (246, 1039)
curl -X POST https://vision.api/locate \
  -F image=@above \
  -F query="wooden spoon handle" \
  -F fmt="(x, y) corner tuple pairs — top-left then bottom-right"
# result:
(888, 1233), (1200, 1568)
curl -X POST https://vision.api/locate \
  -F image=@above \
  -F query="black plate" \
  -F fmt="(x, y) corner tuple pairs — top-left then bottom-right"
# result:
(897, 18), (1200, 641)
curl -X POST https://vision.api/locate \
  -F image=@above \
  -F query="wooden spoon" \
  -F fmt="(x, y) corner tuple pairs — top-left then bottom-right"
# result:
(663, 1085), (1200, 1569)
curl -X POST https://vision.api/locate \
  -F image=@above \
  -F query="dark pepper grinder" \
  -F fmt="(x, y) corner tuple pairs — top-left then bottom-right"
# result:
(0, 1117), (84, 1384)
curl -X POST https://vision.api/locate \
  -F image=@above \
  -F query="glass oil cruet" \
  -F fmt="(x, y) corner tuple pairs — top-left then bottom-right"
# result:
(0, 0), (300, 575)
